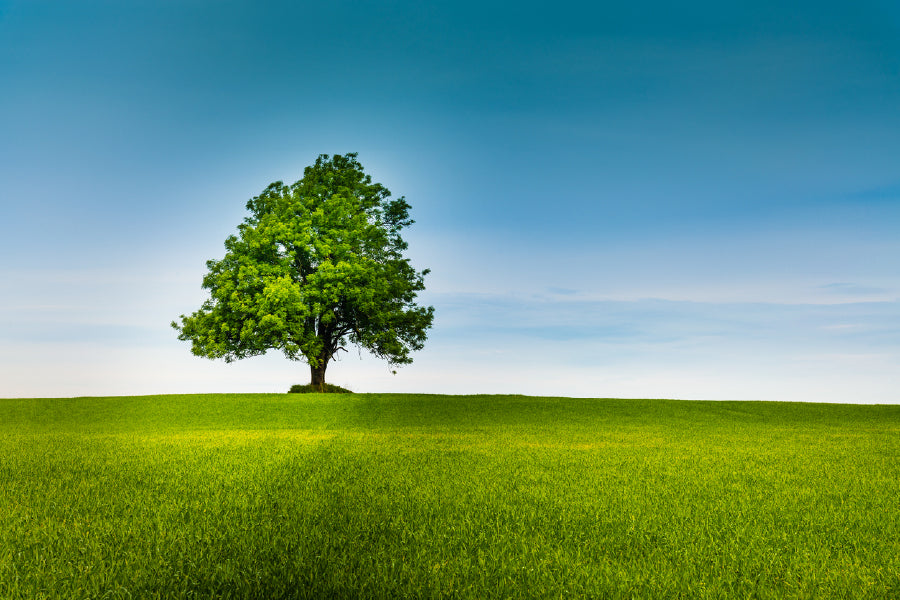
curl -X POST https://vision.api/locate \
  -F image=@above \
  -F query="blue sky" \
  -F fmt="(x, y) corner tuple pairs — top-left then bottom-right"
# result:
(1, 0), (898, 401)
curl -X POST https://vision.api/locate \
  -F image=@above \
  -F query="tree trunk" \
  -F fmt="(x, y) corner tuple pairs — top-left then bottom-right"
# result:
(310, 361), (327, 392)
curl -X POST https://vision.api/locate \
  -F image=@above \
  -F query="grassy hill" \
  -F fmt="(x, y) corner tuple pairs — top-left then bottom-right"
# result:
(1, 393), (898, 599)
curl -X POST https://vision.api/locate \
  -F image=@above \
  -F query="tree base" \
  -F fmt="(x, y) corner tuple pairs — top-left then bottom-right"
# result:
(288, 383), (353, 394)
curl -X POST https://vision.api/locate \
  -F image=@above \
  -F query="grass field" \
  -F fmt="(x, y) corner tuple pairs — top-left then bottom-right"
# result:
(1, 393), (898, 599)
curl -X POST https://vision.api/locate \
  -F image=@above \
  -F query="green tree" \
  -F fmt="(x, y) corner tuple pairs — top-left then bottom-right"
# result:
(172, 153), (434, 391)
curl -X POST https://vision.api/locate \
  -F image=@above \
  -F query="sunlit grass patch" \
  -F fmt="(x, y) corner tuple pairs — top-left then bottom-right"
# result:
(135, 429), (338, 447)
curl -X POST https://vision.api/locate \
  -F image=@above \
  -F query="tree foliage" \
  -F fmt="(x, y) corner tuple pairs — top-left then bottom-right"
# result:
(172, 153), (434, 389)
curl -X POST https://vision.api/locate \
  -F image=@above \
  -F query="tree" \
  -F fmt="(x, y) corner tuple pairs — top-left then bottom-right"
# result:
(172, 153), (434, 391)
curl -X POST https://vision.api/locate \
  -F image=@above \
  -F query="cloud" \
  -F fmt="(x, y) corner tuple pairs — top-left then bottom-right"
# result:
(547, 287), (578, 296)
(820, 282), (889, 296)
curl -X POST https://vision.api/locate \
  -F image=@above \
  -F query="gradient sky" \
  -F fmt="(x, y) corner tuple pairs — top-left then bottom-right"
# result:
(2, 0), (898, 402)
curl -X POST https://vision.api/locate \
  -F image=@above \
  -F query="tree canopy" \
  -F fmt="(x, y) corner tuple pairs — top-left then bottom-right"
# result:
(172, 153), (434, 390)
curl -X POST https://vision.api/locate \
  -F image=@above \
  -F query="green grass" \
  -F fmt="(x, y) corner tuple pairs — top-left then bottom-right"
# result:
(1, 394), (898, 599)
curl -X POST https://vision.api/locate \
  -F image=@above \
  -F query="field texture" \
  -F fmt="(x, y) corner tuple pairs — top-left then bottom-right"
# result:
(1, 393), (898, 599)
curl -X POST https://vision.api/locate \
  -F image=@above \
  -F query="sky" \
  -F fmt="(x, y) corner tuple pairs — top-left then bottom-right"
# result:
(1, 0), (898, 402)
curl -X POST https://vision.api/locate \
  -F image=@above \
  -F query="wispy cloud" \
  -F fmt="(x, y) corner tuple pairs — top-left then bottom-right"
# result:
(435, 292), (900, 343)
(819, 282), (890, 296)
